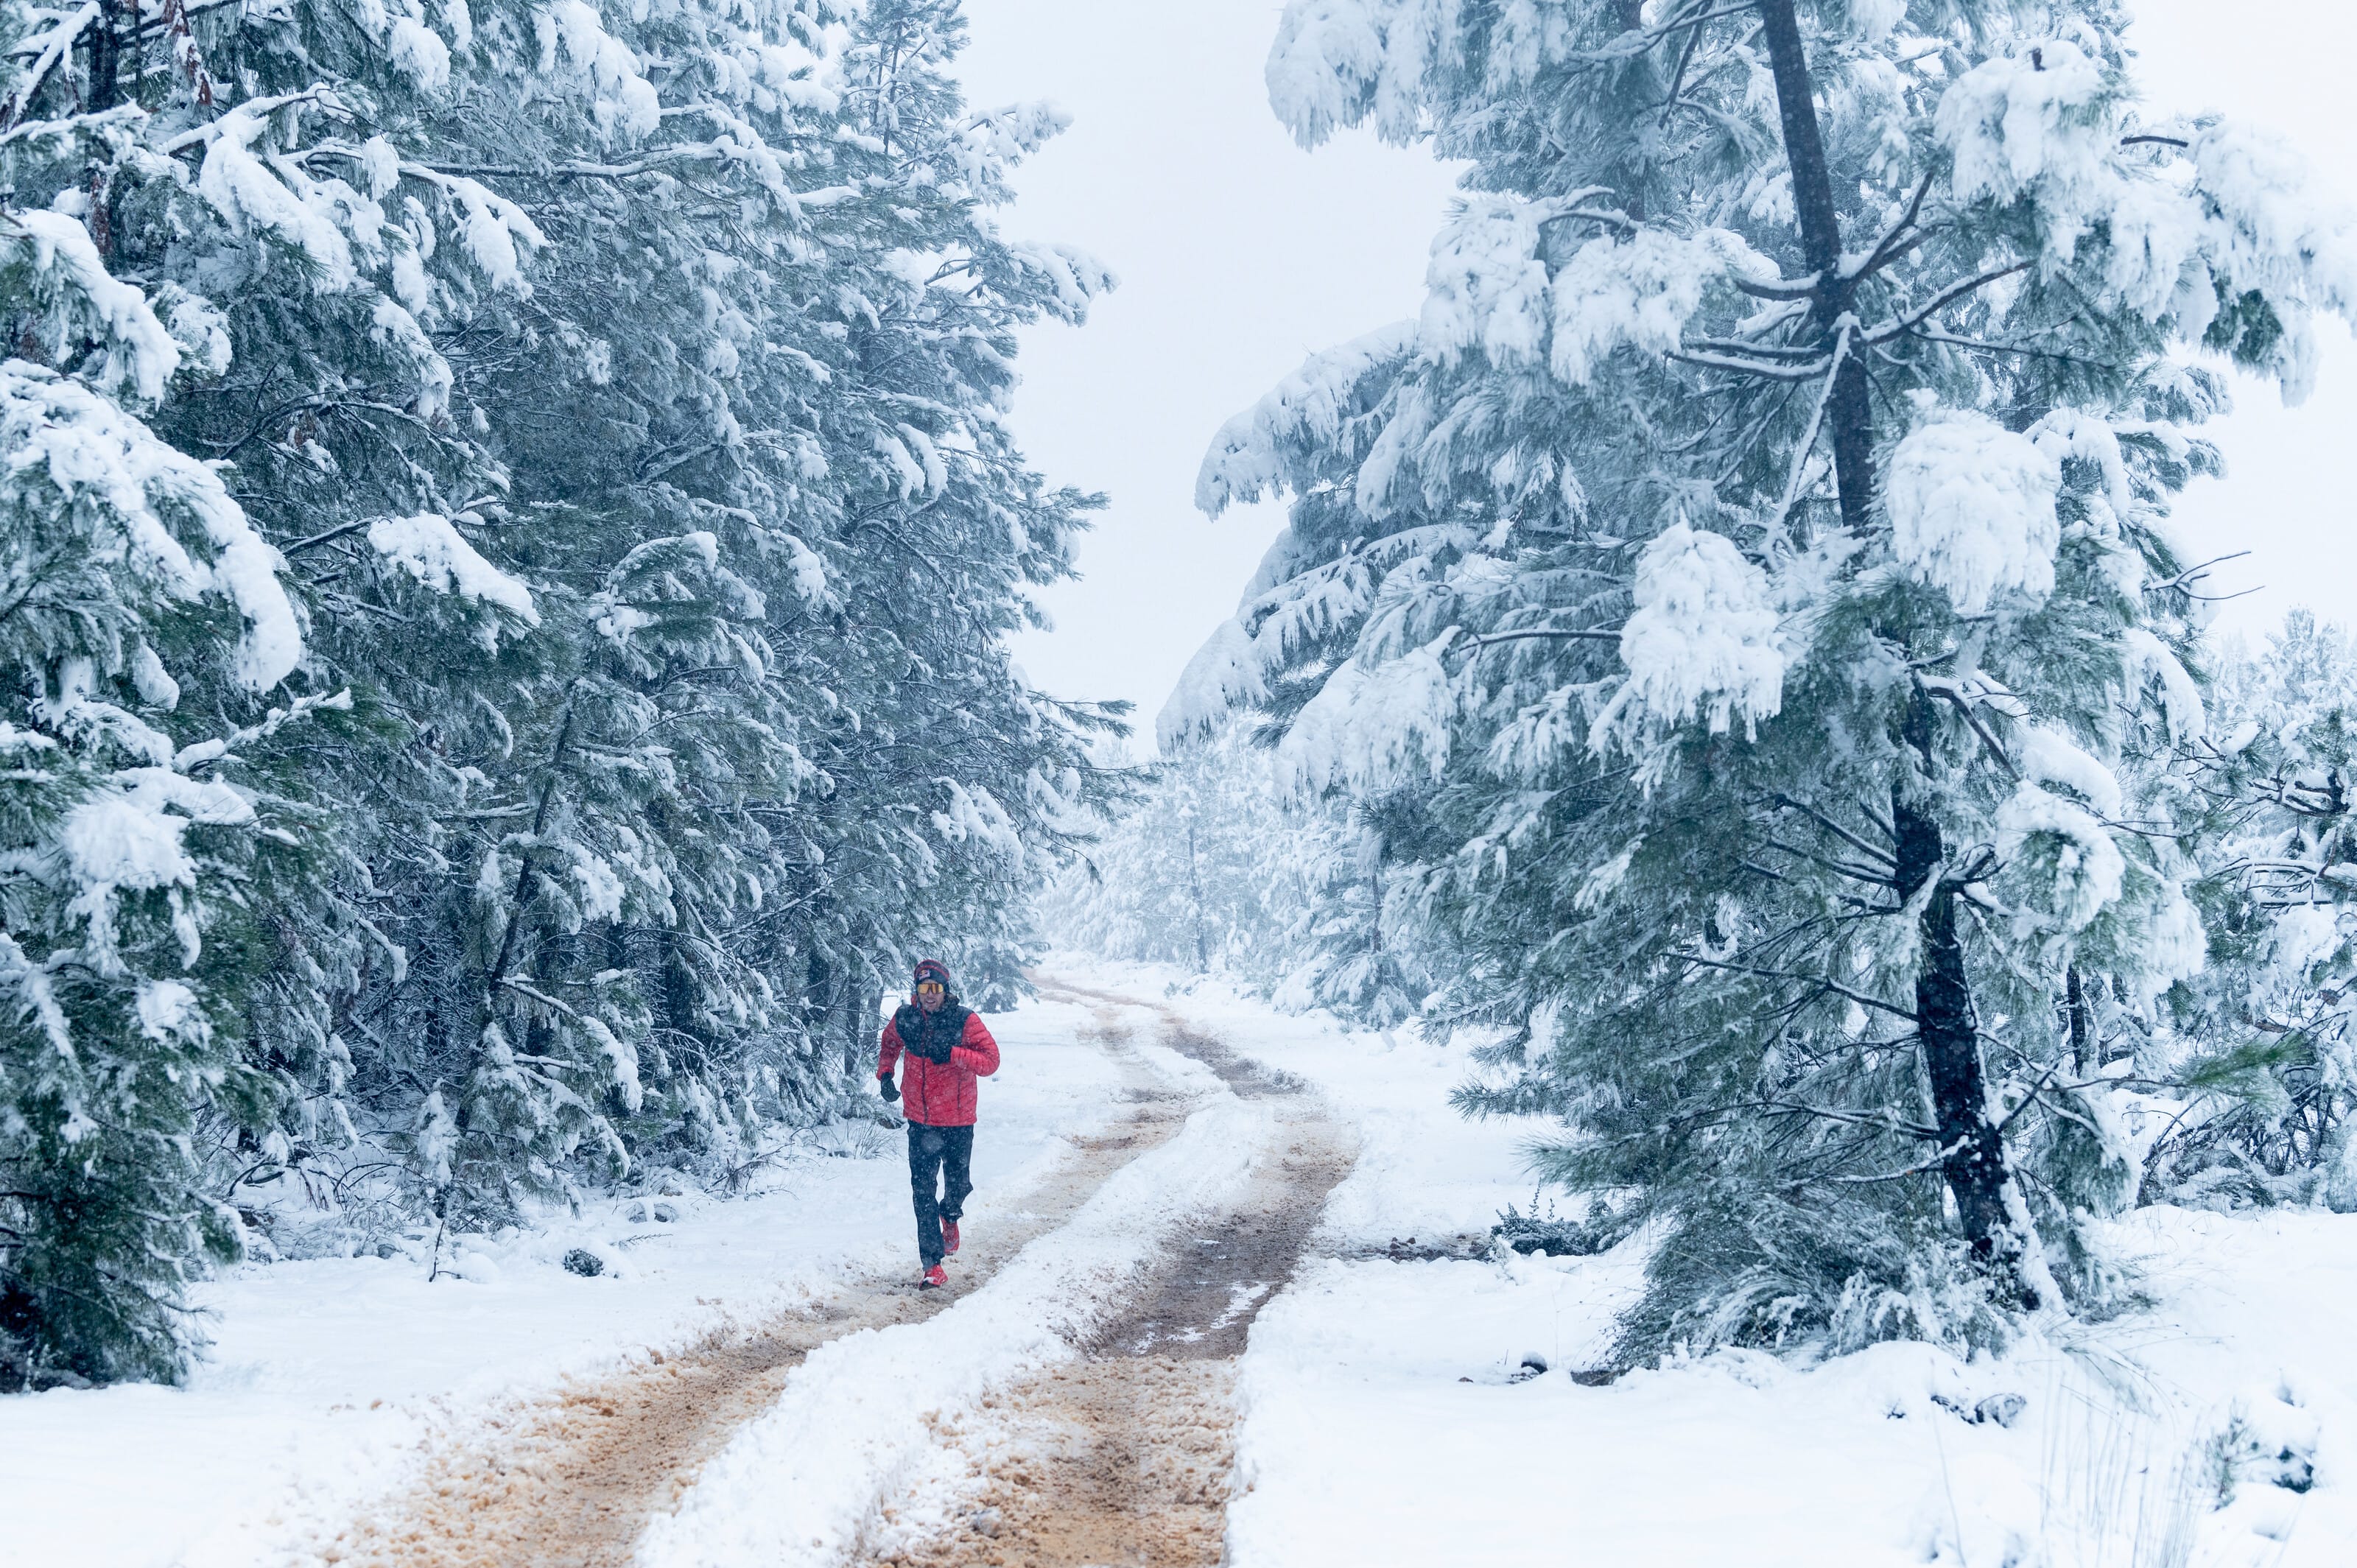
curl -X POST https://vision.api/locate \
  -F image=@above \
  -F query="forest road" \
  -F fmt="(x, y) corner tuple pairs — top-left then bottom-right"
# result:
(860, 979), (1357, 1568)
(320, 1006), (1199, 1568)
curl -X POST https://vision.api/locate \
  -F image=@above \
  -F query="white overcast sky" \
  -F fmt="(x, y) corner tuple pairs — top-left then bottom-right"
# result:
(959, 1), (2357, 747)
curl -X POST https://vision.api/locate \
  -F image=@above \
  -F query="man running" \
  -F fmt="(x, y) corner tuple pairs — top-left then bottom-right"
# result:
(877, 959), (1000, 1289)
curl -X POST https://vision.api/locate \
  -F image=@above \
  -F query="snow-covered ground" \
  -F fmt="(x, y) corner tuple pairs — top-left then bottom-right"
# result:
(13, 967), (2357, 1568)
(0, 994), (1135, 1568)
(1100, 961), (2357, 1568)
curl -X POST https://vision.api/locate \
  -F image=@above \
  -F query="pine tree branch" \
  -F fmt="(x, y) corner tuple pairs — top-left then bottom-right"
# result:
(1789, 1136), (1967, 1186)
(1917, 675), (2020, 780)
(155, 87), (340, 154)
(1863, 261), (2035, 346)
(1730, 273), (1822, 302)
(1757, 837), (1896, 887)
(1844, 168), (1939, 284)
(1752, 1100), (1940, 1140)
(1667, 348), (1834, 382)
(0, 1), (97, 130)
(1461, 627), (1625, 649)
(281, 517), (379, 555)
(1770, 791), (1895, 866)
(1764, 323), (1851, 528)
(1675, 952), (1918, 1020)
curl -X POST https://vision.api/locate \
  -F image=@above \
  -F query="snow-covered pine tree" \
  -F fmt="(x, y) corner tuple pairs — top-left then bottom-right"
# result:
(1173, 1), (2354, 1352)
(0, 191), (325, 1384)
(1, 0), (1123, 1379)
(2152, 614), (2357, 1208)
(1037, 725), (1425, 1024)
(182, 0), (1122, 1224)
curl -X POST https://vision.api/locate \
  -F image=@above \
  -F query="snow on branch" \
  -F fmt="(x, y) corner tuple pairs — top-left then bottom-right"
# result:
(1995, 782), (2126, 935)
(0, 211), (180, 401)
(1157, 617), (1271, 751)
(930, 779), (1024, 867)
(1265, 0), (1414, 150)
(1590, 523), (1787, 757)
(1416, 195), (1768, 382)
(187, 103), (361, 290)
(1196, 322), (1416, 516)
(0, 363), (301, 690)
(956, 101), (1071, 200)
(1935, 38), (2357, 398)
(1004, 242), (1115, 324)
(1421, 197), (1553, 370)
(1279, 639), (1455, 796)
(368, 513), (541, 625)
(0, 0), (97, 130)
(2122, 627), (2205, 743)
(1886, 409), (2061, 616)
(1549, 227), (1771, 384)
(535, 0), (661, 141)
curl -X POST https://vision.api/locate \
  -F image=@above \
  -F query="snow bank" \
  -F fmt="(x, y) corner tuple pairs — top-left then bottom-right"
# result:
(1067, 963), (2357, 1568)
(635, 1094), (1269, 1568)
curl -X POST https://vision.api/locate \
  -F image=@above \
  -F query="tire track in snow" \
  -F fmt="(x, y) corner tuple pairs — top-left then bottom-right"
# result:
(857, 983), (1357, 1568)
(320, 1015), (1192, 1568)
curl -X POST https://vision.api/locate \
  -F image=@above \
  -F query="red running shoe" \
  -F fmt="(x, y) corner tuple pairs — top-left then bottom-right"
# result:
(941, 1217), (960, 1256)
(920, 1263), (947, 1290)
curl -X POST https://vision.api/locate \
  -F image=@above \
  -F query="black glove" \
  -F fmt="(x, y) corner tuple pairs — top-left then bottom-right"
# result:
(926, 1031), (957, 1066)
(879, 1075), (900, 1103)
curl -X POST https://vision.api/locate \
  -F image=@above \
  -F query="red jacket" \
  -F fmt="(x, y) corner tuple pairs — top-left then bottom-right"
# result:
(879, 1008), (999, 1126)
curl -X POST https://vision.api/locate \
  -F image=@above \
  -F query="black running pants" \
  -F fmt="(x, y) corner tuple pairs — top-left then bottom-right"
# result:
(906, 1122), (974, 1268)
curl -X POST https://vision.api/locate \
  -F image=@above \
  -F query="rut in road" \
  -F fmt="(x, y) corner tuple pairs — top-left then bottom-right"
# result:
(863, 986), (1356, 1568)
(322, 1019), (1190, 1568)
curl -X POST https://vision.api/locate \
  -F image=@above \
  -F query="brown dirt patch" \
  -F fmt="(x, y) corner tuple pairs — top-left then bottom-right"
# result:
(1032, 978), (1307, 1099)
(863, 1014), (1357, 1568)
(871, 1357), (1238, 1568)
(322, 1018), (1189, 1568)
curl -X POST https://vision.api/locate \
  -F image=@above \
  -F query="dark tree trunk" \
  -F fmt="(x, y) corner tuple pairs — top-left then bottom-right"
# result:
(88, 1), (124, 111)
(1757, 0), (1876, 532)
(1895, 700), (2034, 1304)
(1761, 5), (2032, 1301)
(1185, 822), (1209, 971)
(2065, 966), (2093, 1075)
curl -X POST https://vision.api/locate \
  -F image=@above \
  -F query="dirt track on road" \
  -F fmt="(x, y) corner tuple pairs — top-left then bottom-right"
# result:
(861, 983), (1355, 1568)
(323, 1013), (1192, 1568)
